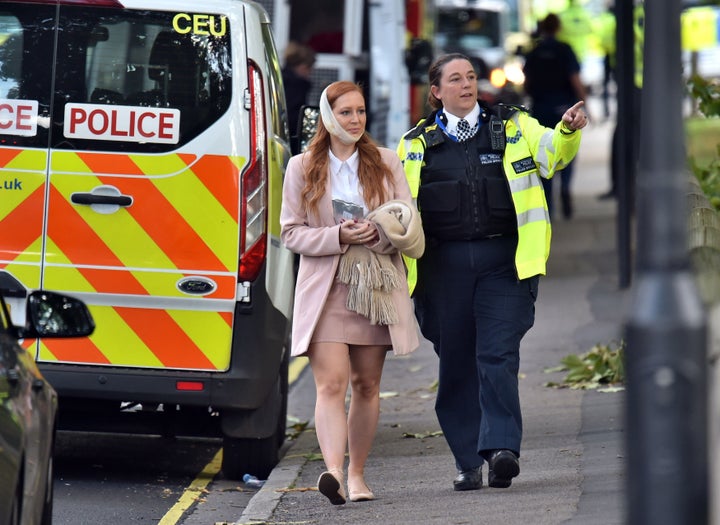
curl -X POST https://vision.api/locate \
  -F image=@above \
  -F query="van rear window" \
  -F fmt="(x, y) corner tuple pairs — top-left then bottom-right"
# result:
(0, 4), (232, 153)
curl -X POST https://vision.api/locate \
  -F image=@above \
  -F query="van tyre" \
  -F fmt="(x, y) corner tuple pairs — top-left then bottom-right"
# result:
(222, 434), (278, 480)
(221, 350), (289, 480)
(276, 348), (290, 448)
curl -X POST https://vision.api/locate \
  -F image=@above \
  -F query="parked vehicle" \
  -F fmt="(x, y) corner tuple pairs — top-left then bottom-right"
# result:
(0, 277), (94, 525)
(0, 0), (294, 480)
(433, 0), (525, 104)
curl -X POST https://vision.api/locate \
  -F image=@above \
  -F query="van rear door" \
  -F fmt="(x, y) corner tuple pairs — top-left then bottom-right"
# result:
(0, 4), (56, 296)
(1, 2), (243, 371)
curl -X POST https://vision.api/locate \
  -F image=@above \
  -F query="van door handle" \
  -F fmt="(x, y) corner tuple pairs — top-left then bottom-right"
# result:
(71, 193), (133, 207)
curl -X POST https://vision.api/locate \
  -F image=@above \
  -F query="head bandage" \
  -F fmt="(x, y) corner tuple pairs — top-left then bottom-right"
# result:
(319, 86), (362, 145)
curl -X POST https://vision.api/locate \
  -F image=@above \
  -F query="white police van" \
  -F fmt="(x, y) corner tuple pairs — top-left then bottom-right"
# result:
(0, 0), (294, 479)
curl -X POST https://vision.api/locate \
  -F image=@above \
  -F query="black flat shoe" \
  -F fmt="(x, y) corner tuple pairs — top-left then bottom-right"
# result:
(453, 467), (482, 491)
(487, 449), (520, 488)
(318, 470), (346, 505)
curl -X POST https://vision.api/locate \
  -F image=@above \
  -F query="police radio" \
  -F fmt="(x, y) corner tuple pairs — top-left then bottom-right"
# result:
(489, 115), (505, 152)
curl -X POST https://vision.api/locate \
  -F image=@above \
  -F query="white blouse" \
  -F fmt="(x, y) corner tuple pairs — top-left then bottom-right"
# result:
(329, 149), (366, 219)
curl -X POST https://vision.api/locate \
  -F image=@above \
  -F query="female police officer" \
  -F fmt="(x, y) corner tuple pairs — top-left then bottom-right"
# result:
(397, 53), (587, 490)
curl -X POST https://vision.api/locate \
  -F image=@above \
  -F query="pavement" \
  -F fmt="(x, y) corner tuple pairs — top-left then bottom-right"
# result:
(233, 110), (712, 525)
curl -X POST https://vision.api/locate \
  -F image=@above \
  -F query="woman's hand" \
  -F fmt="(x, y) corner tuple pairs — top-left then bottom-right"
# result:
(339, 220), (379, 245)
(561, 101), (589, 132)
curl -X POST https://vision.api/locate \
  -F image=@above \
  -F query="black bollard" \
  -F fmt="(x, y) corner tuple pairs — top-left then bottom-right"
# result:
(624, 0), (709, 523)
(615, 0), (636, 289)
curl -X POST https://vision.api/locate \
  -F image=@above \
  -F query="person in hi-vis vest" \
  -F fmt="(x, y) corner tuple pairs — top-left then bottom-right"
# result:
(397, 53), (587, 491)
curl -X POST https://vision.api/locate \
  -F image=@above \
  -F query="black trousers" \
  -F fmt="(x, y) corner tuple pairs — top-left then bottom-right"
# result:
(414, 236), (539, 470)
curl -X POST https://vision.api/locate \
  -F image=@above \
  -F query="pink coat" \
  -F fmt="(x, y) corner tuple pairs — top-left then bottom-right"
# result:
(280, 147), (420, 357)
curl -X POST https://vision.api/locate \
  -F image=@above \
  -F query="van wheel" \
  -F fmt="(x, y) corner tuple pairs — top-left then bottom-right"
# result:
(276, 348), (289, 448)
(221, 350), (289, 481)
(222, 435), (278, 480)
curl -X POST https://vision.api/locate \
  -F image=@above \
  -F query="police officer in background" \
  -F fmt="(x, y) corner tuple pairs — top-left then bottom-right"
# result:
(523, 13), (588, 219)
(397, 53), (588, 491)
(557, 0), (594, 66)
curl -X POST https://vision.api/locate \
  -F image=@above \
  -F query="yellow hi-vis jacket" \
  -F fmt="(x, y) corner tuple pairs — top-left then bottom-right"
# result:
(397, 109), (582, 295)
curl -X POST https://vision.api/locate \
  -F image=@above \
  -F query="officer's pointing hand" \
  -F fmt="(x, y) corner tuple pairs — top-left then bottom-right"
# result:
(561, 101), (589, 132)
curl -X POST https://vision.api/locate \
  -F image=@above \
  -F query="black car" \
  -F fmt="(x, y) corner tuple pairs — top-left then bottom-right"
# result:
(0, 285), (94, 525)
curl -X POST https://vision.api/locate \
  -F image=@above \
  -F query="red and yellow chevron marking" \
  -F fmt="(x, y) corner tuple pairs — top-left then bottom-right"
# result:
(0, 148), (46, 171)
(48, 151), (242, 277)
(35, 305), (233, 370)
(0, 149), (46, 262)
(1, 148), (245, 371)
(38, 240), (233, 369)
(0, 148), (47, 289)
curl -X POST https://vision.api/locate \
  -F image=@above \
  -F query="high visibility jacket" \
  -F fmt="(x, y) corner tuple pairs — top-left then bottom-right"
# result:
(594, 10), (617, 67)
(397, 107), (582, 295)
(557, 4), (594, 63)
(635, 4), (644, 89)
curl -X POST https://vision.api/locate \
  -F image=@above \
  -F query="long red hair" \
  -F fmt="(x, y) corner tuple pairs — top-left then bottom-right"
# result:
(300, 81), (394, 216)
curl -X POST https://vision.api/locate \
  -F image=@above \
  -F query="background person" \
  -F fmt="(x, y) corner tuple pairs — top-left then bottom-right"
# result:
(282, 41), (316, 154)
(556, 0), (594, 66)
(594, 3), (617, 121)
(397, 53), (587, 492)
(280, 81), (423, 505)
(523, 13), (588, 219)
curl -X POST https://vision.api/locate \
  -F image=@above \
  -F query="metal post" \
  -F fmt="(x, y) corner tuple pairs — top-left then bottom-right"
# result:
(624, 0), (709, 523)
(615, 0), (635, 289)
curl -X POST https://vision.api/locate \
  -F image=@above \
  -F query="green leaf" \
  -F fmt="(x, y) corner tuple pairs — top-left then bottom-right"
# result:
(544, 365), (567, 373)
(547, 341), (626, 390)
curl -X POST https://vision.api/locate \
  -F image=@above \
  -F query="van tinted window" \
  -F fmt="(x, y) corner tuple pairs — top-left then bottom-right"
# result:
(0, 4), (232, 153)
(0, 7), (56, 149)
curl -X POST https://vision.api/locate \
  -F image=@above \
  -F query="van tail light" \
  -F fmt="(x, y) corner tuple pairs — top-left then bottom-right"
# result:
(238, 62), (268, 283)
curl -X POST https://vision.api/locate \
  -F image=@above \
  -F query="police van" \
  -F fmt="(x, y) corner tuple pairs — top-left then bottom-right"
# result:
(0, 0), (294, 479)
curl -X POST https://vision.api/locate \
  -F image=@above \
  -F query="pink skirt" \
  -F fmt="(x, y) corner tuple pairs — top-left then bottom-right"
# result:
(311, 279), (392, 347)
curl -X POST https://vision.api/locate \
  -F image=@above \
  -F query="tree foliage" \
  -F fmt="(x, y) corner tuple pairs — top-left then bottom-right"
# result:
(687, 75), (720, 210)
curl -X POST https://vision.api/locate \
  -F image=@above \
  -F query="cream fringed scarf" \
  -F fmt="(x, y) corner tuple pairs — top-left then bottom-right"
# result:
(337, 200), (425, 325)
(337, 246), (400, 325)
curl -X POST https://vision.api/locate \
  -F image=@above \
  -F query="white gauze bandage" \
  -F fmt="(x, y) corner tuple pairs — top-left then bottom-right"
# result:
(319, 86), (362, 145)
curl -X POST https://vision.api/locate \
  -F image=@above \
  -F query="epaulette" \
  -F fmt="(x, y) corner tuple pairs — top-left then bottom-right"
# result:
(496, 103), (529, 119)
(403, 111), (446, 148)
(422, 125), (446, 148)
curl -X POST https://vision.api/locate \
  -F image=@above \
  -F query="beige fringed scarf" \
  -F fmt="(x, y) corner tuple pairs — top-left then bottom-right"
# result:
(337, 200), (425, 325)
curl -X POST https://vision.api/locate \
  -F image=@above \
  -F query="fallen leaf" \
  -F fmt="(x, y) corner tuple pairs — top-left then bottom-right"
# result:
(379, 391), (399, 398)
(402, 430), (443, 439)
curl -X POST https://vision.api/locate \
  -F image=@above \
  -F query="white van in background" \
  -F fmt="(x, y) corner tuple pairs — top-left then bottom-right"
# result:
(0, 0), (294, 479)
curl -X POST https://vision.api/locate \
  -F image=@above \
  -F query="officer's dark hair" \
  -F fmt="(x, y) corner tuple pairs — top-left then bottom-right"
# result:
(427, 53), (474, 110)
(539, 13), (561, 35)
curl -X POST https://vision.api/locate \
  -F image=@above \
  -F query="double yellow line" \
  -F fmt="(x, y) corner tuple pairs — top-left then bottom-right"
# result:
(158, 357), (309, 524)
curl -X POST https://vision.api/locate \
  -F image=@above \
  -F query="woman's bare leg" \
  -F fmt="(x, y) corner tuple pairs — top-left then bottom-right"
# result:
(346, 345), (387, 497)
(308, 342), (351, 476)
